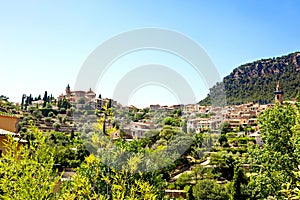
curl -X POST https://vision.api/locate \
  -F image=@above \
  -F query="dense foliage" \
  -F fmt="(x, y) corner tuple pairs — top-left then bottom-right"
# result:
(246, 101), (300, 199)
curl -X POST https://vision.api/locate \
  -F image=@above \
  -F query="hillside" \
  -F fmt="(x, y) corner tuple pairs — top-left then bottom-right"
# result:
(200, 51), (300, 105)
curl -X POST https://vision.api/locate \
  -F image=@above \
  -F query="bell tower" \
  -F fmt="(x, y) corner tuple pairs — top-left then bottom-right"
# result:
(66, 84), (71, 95)
(274, 81), (283, 104)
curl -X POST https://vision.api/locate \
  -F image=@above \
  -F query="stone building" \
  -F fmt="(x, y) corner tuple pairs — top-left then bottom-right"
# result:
(58, 84), (96, 104)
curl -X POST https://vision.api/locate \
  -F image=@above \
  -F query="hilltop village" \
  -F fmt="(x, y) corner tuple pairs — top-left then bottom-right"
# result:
(0, 81), (299, 199)
(0, 81), (293, 149)
(7, 81), (291, 139)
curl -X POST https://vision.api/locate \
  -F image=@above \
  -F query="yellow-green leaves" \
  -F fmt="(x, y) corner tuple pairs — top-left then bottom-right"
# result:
(0, 127), (61, 200)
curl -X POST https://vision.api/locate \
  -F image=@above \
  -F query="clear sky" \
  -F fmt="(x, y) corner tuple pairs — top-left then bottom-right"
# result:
(1, 0), (299, 108)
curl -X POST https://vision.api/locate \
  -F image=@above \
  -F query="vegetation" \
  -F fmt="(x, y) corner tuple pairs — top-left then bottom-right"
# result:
(246, 102), (300, 199)
(193, 179), (229, 200)
(1, 77), (300, 199)
(0, 126), (61, 199)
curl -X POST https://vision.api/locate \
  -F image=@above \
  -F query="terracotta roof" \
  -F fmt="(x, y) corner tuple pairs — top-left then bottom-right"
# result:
(0, 128), (19, 136)
(0, 129), (27, 143)
(0, 112), (17, 118)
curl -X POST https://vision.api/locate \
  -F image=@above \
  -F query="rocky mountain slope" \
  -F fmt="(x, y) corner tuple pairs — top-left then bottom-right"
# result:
(199, 51), (300, 105)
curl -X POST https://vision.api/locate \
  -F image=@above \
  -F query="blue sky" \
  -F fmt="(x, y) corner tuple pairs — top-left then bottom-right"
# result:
(0, 0), (299, 107)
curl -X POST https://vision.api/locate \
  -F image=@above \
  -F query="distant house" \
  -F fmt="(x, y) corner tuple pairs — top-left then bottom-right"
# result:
(168, 104), (183, 110)
(183, 104), (199, 113)
(249, 130), (263, 147)
(0, 114), (26, 156)
(187, 118), (200, 131)
(0, 114), (19, 133)
(125, 122), (155, 139)
(149, 104), (161, 111)
(198, 119), (219, 131)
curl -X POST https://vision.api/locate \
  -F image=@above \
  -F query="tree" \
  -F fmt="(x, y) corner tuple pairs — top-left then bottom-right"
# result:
(43, 91), (48, 107)
(218, 133), (228, 147)
(0, 126), (61, 199)
(248, 103), (300, 198)
(220, 122), (232, 134)
(21, 94), (26, 109)
(60, 154), (162, 199)
(159, 125), (181, 141)
(193, 179), (229, 200)
(182, 119), (187, 133)
(29, 94), (33, 105)
(53, 122), (61, 131)
(0, 95), (9, 101)
(60, 98), (71, 110)
(190, 132), (204, 159)
(45, 117), (52, 124)
(71, 111), (167, 199)
(77, 97), (85, 104)
(230, 164), (249, 199)
(280, 95), (300, 199)
(94, 103), (115, 135)
(32, 109), (43, 119)
(163, 117), (180, 127)
(48, 111), (55, 117)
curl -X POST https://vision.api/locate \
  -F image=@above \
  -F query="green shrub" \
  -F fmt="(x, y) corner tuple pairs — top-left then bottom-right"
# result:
(44, 117), (52, 123)
(168, 183), (175, 189)
(193, 179), (229, 200)
(48, 111), (55, 117)
(59, 108), (66, 114)
(39, 108), (57, 117)
(226, 132), (237, 138)
(53, 122), (61, 131)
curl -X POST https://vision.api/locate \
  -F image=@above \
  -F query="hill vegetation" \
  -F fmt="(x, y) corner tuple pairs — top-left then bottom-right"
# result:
(200, 51), (300, 105)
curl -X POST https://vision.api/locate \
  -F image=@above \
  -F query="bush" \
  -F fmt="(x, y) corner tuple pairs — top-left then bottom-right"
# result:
(167, 183), (175, 189)
(226, 132), (237, 138)
(44, 117), (52, 123)
(57, 114), (62, 123)
(48, 111), (55, 117)
(53, 122), (61, 131)
(46, 103), (52, 109)
(219, 134), (228, 147)
(193, 179), (229, 200)
(39, 108), (57, 117)
(33, 110), (43, 118)
(59, 108), (66, 114)
(224, 147), (247, 154)
(176, 172), (193, 189)
(62, 117), (67, 124)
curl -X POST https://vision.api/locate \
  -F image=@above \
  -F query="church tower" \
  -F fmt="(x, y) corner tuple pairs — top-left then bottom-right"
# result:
(274, 81), (283, 104)
(66, 84), (71, 95)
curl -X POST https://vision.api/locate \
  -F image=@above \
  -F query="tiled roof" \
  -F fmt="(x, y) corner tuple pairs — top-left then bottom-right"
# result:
(0, 112), (16, 118)
(0, 128), (19, 136)
(0, 129), (27, 143)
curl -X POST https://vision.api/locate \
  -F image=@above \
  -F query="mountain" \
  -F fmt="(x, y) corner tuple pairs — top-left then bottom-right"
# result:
(199, 52), (300, 105)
